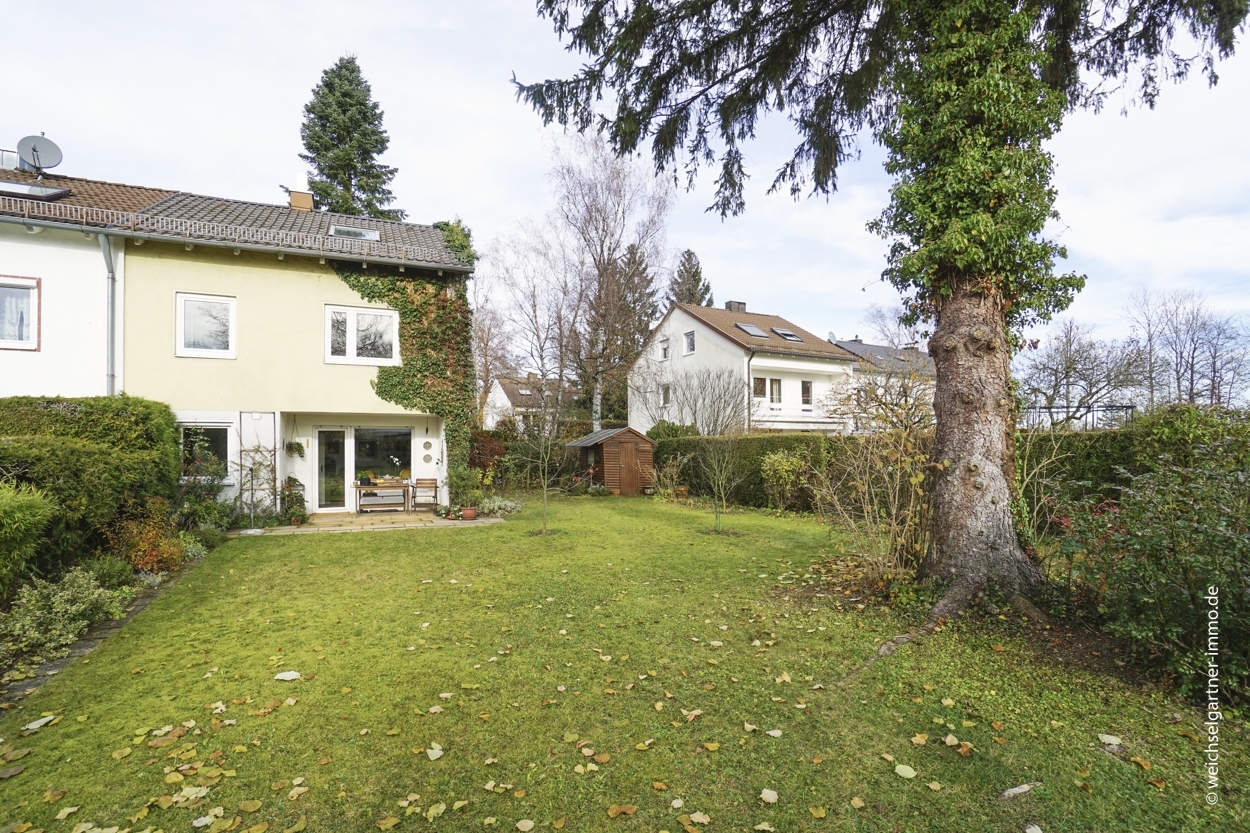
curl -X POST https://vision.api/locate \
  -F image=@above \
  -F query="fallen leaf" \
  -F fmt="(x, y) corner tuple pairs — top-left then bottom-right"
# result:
(44, 787), (67, 802)
(690, 811), (711, 825)
(284, 817), (307, 833)
(425, 803), (446, 821)
(809, 806), (827, 818)
(1074, 779), (1092, 793)
(941, 698), (955, 707)
(744, 723), (757, 732)
(288, 785), (308, 800)
(1147, 778), (1166, 790)
(991, 721), (1004, 731)
(753, 824), (776, 832)
(273, 671), (301, 681)
(944, 734), (959, 747)
(1130, 756), (1152, 771)
(1077, 767), (1091, 778)
(997, 782), (1041, 799)
(652, 782), (668, 791)
(880, 753), (895, 762)
(760, 788), (778, 804)
(553, 819), (565, 829)
(704, 743), (720, 751)
(515, 821), (534, 832)
(991, 644), (1005, 652)
(240, 800), (263, 812)
(927, 782), (942, 791)
(850, 797), (865, 809)
(1097, 734), (1122, 745)
(765, 729), (782, 738)
(895, 764), (916, 779)
(957, 742), (974, 757)
(911, 734), (928, 746)
(606, 804), (638, 818)
(993, 736), (1008, 745)
(112, 747), (132, 759)
(243, 824), (270, 833)
(592, 753), (611, 763)
(376, 817), (400, 830)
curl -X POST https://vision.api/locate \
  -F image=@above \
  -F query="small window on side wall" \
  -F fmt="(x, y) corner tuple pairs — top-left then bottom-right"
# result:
(661, 384), (671, 406)
(660, 339), (670, 360)
(176, 293), (236, 358)
(0, 277), (38, 351)
(684, 331), (695, 354)
(801, 380), (813, 406)
(326, 305), (400, 365)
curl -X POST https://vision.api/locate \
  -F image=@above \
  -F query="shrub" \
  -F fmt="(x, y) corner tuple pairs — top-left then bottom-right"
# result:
(78, 555), (138, 592)
(108, 497), (185, 574)
(0, 568), (132, 659)
(479, 496), (523, 516)
(179, 531), (209, 562)
(177, 427), (232, 531)
(0, 436), (172, 569)
(587, 484), (611, 497)
(279, 477), (309, 526)
(1056, 437), (1250, 700)
(0, 395), (178, 455)
(646, 420), (699, 441)
(760, 449), (807, 511)
(448, 464), (484, 506)
(187, 526), (228, 551)
(0, 482), (57, 600)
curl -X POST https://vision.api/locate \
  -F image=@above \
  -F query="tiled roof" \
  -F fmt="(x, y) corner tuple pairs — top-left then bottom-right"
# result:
(0, 168), (471, 272)
(677, 304), (858, 362)
(834, 340), (936, 376)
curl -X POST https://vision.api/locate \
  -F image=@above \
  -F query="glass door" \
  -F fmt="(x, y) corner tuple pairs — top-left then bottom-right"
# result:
(317, 430), (346, 509)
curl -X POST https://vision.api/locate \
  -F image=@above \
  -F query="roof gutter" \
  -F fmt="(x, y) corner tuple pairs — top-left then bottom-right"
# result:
(98, 233), (116, 396)
(0, 214), (474, 275)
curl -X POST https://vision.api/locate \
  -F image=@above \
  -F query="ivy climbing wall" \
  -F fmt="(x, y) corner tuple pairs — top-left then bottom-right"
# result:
(332, 221), (477, 466)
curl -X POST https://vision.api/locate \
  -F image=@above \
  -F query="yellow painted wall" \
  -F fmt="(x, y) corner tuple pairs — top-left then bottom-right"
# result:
(123, 241), (421, 414)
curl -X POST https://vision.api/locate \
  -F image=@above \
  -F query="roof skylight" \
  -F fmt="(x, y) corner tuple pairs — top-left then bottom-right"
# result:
(735, 322), (769, 338)
(328, 224), (381, 242)
(772, 327), (803, 342)
(0, 180), (70, 201)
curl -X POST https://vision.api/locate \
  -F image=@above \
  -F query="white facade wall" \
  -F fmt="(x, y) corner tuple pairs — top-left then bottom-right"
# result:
(481, 379), (512, 430)
(628, 307), (854, 434)
(0, 223), (122, 397)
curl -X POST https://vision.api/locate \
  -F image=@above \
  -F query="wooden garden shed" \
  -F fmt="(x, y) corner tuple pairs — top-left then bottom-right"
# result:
(566, 427), (655, 496)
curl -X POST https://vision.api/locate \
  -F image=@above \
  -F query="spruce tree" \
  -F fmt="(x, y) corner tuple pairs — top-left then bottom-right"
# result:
(300, 56), (405, 220)
(666, 249), (713, 308)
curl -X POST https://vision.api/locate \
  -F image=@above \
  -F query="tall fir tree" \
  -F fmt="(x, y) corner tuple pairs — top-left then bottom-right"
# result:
(300, 56), (405, 220)
(666, 249), (713, 308)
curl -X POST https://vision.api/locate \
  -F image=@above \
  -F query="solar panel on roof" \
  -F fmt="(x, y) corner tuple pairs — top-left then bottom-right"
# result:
(772, 327), (803, 342)
(735, 322), (769, 337)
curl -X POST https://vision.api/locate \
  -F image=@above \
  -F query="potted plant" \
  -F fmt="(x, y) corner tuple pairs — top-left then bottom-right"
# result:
(448, 465), (483, 520)
(280, 476), (308, 526)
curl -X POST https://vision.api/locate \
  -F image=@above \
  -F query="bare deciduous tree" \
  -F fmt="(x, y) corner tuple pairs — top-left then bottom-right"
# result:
(1015, 319), (1144, 426)
(469, 270), (518, 426)
(821, 367), (933, 434)
(862, 302), (925, 348)
(631, 364), (757, 436)
(551, 135), (673, 430)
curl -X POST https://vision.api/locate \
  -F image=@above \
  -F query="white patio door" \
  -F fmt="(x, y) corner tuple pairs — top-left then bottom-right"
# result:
(316, 429), (347, 510)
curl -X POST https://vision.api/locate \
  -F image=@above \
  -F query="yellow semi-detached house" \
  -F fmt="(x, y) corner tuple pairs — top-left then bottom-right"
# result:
(0, 167), (473, 513)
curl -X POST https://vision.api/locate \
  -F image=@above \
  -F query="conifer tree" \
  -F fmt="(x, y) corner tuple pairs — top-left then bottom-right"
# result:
(300, 55), (405, 220)
(666, 249), (713, 308)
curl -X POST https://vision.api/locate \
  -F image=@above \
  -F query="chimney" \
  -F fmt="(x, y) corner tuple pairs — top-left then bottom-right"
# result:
(288, 190), (314, 212)
(724, 300), (746, 313)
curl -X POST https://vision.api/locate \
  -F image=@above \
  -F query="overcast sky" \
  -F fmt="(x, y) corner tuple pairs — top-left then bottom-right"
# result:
(3, 1), (1246, 345)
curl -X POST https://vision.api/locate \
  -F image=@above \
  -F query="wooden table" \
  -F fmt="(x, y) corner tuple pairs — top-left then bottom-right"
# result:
(352, 481), (411, 514)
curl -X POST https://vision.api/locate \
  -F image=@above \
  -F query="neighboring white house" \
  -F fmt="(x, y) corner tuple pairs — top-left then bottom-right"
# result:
(481, 374), (545, 431)
(628, 301), (859, 434)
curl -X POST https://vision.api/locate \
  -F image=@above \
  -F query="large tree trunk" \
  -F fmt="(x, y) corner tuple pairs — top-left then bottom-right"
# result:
(921, 285), (1045, 620)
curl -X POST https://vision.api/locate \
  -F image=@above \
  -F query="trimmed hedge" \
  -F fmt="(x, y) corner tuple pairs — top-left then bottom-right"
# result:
(655, 434), (829, 509)
(0, 436), (175, 568)
(0, 395), (179, 454)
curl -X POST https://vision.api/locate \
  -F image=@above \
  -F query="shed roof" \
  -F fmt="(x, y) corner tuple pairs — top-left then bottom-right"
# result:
(565, 427), (654, 448)
(0, 168), (471, 272)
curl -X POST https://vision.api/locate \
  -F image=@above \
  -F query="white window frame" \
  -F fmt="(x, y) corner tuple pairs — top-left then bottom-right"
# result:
(178, 422), (236, 485)
(659, 339), (670, 360)
(175, 292), (237, 359)
(684, 331), (696, 354)
(325, 304), (401, 366)
(0, 275), (39, 351)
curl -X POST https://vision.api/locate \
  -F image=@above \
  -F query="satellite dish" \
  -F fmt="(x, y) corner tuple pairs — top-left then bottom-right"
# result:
(17, 135), (64, 175)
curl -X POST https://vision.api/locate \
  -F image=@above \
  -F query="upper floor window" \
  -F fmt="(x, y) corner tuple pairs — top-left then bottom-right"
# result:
(0, 277), (38, 351)
(753, 377), (766, 398)
(801, 380), (813, 406)
(660, 339), (670, 360)
(769, 378), (782, 404)
(326, 305), (400, 365)
(684, 331), (696, 354)
(176, 293), (236, 359)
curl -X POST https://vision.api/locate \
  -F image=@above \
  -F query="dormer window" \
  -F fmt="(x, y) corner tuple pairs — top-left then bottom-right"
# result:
(772, 327), (803, 342)
(328, 224), (381, 242)
(735, 322), (768, 338)
(518, 388), (532, 396)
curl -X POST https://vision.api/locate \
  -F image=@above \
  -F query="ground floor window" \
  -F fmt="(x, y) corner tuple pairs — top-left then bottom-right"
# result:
(354, 428), (412, 479)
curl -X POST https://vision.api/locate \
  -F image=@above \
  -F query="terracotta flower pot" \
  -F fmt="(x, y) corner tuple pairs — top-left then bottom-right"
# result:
(460, 507), (478, 520)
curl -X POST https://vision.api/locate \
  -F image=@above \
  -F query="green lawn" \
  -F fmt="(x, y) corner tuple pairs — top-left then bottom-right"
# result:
(0, 498), (1243, 832)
